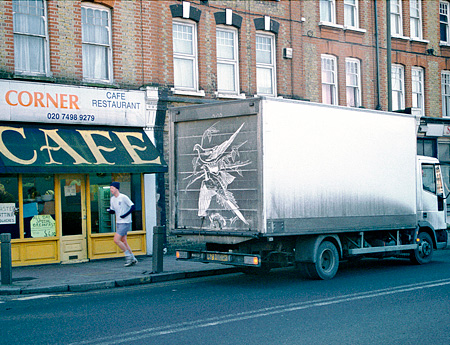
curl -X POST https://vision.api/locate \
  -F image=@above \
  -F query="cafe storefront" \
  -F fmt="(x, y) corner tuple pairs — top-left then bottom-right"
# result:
(0, 81), (167, 266)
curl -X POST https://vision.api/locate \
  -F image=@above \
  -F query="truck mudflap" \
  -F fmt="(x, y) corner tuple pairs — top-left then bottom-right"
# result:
(176, 249), (261, 267)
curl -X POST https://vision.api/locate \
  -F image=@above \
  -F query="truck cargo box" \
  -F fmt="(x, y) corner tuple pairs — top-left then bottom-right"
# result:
(169, 98), (418, 239)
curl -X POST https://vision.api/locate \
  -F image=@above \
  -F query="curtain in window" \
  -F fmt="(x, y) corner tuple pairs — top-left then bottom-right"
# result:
(320, 0), (333, 22)
(13, 0), (46, 74)
(217, 29), (237, 93)
(344, 0), (357, 27)
(82, 7), (110, 80)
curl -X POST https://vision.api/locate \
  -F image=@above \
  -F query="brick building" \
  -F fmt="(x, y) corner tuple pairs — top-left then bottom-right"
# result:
(1, 0), (450, 265)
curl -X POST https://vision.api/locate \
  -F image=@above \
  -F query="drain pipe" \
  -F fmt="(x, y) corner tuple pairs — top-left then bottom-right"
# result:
(374, 0), (382, 110)
(386, 0), (392, 111)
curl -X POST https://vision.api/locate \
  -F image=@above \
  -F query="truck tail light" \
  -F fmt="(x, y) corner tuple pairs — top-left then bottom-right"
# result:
(244, 256), (259, 266)
(176, 250), (190, 259)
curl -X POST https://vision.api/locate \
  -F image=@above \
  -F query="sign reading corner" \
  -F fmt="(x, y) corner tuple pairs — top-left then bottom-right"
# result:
(0, 80), (145, 127)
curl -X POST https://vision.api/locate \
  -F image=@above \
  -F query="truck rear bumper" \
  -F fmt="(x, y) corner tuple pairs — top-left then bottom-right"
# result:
(176, 249), (261, 267)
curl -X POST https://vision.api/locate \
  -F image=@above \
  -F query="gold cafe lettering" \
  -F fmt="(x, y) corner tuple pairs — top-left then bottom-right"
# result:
(0, 126), (161, 166)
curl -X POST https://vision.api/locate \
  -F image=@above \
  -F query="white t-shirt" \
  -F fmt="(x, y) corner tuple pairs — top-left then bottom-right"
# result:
(110, 193), (134, 224)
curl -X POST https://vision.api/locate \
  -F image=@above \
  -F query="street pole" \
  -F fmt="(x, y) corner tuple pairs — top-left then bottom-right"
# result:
(152, 226), (164, 273)
(1, 233), (12, 285)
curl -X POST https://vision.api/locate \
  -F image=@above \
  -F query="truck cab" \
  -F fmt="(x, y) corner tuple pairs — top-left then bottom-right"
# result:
(417, 156), (447, 232)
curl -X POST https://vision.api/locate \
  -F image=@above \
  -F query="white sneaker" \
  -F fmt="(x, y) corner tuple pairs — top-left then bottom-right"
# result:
(124, 257), (138, 267)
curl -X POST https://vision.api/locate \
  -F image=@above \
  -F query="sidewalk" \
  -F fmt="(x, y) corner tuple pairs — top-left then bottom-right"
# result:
(0, 255), (240, 295)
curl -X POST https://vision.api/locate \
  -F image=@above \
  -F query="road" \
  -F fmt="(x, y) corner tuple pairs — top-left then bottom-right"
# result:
(2, 250), (450, 345)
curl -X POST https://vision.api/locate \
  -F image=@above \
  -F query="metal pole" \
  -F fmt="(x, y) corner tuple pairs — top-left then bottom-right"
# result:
(152, 226), (164, 273)
(1, 233), (12, 285)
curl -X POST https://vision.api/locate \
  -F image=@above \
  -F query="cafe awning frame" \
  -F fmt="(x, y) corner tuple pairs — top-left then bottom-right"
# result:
(0, 122), (167, 174)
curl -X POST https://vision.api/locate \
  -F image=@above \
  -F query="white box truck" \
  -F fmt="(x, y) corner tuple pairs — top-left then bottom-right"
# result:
(169, 98), (448, 279)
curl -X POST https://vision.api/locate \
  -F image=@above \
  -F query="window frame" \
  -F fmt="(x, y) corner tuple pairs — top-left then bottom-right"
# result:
(412, 67), (425, 115)
(81, 2), (113, 83)
(441, 1), (450, 44)
(320, 0), (336, 24)
(256, 32), (277, 97)
(345, 58), (361, 108)
(172, 19), (200, 93)
(216, 26), (240, 96)
(321, 54), (338, 105)
(344, 0), (359, 28)
(12, 0), (50, 76)
(410, 0), (423, 40)
(391, 64), (405, 111)
(390, 0), (403, 37)
(442, 71), (450, 116)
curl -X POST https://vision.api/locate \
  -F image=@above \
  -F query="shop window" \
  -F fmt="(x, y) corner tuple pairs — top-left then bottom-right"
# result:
(0, 177), (19, 239)
(22, 175), (55, 238)
(89, 173), (142, 234)
(13, 0), (49, 76)
(81, 3), (112, 82)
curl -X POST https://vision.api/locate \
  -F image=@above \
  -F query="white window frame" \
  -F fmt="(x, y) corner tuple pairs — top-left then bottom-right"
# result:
(81, 3), (113, 83)
(344, 0), (359, 28)
(391, 0), (403, 37)
(442, 71), (450, 116)
(392, 64), (405, 111)
(441, 1), (450, 44)
(172, 19), (200, 93)
(216, 26), (240, 96)
(12, 0), (50, 76)
(320, 0), (336, 24)
(256, 33), (276, 97)
(321, 54), (338, 105)
(412, 67), (424, 115)
(345, 58), (361, 107)
(410, 0), (423, 40)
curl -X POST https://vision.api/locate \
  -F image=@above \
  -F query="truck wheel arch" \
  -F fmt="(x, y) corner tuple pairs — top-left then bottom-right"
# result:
(295, 235), (342, 263)
(416, 222), (438, 249)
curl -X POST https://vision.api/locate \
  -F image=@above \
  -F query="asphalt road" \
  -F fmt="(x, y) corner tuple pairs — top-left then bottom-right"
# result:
(2, 250), (450, 345)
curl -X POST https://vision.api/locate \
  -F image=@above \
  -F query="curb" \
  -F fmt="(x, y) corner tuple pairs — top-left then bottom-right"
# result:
(0, 267), (240, 296)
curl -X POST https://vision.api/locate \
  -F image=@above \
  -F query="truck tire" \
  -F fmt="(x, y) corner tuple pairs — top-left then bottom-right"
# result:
(304, 241), (339, 280)
(410, 232), (433, 265)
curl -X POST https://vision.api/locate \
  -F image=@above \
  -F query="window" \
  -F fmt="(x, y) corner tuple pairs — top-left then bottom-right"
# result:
(0, 177), (19, 239)
(81, 3), (112, 82)
(422, 164), (436, 194)
(442, 71), (450, 116)
(344, 0), (358, 28)
(346, 58), (361, 107)
(13, 0), (49, 75)
(320, 0), (336, 23)
(173, 21), (199, 91)
(391, 0), (403, 36)
(216, 27), (239, 95)
(392, 64), (405, 111)
(410, 0), (423, 39)
(322, 55), (338, 105)
(256, 33), (276, 96)
(418, 139), (436, 157)
(412, 67), (424, 115)
(441, 1), (450, 44)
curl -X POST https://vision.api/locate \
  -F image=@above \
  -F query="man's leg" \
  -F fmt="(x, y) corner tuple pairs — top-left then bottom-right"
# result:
(114, 233), (127, 252)
(121, 234), (137, 266)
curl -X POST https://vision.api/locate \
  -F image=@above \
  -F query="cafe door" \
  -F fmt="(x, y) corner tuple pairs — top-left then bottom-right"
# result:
(59, 174), (88, 263)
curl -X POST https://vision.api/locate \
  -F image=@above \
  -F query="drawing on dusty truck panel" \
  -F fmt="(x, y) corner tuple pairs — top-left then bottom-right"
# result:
(184, 122), (251, 229)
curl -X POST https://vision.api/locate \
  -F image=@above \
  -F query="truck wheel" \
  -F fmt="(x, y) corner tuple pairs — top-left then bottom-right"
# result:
(305, 241), (339, 280)
(410, 232), (433, 265)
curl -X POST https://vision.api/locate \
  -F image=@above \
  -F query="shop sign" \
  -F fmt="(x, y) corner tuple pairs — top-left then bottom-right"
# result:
(0, 203), (16, 224)
(0, 80), (146, 127)
(30, 215), (56, 238)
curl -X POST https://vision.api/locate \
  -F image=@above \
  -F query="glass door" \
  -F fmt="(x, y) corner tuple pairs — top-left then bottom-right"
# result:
(59, 174), (87, 263)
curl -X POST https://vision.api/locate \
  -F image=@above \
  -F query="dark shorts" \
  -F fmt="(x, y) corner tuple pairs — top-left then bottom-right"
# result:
(116, 223), (131, 237)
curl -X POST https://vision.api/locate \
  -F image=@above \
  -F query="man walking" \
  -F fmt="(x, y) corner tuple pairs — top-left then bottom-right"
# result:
(108, 182), (137, 267)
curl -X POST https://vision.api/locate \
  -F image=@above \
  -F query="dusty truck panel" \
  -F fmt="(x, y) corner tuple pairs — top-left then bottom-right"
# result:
(261, 99), (418, 235)
(170, 98), (447, 280)
(170, 100), (262, 237)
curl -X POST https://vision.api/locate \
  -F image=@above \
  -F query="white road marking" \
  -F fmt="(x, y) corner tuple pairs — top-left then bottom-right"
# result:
(15, 294), (55, 301)
(70, 278), (450, 345)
